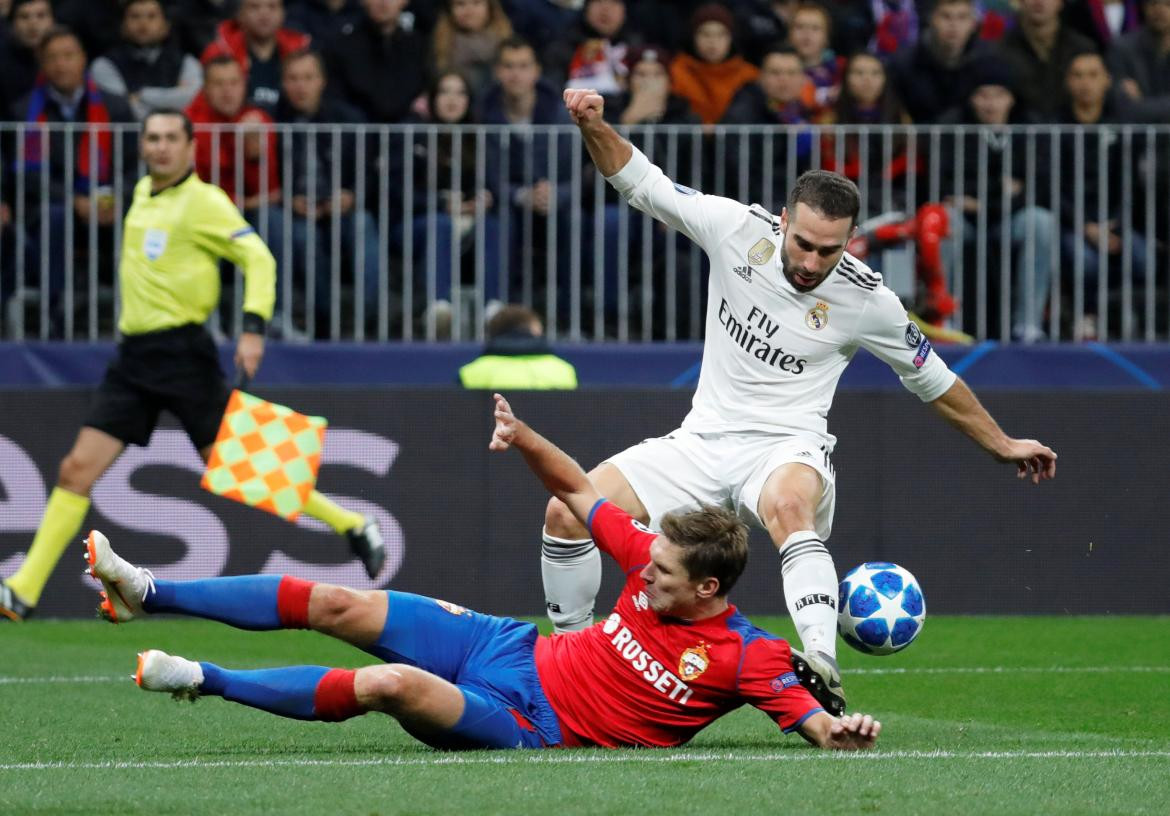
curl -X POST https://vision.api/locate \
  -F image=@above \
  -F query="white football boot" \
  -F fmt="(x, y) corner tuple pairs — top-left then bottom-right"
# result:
(135, 650), (203, 701)
(84, 530), (155, 623)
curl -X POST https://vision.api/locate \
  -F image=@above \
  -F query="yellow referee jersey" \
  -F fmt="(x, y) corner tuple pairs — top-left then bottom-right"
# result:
(118, 171), (276, 336)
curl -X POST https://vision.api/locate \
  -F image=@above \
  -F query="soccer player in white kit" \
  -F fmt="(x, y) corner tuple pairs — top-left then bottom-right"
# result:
(543, 88), (1058, 715)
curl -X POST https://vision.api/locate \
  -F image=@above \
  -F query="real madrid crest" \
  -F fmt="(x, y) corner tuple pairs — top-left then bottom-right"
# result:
(805, 301), (829, 330)
(678, 643), (711, 681)
(747, 238), (775, 266)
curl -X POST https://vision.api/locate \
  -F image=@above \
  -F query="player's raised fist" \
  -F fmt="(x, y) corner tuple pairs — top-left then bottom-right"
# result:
(489, 393), (520, 451)
(563, 88), (605, 126)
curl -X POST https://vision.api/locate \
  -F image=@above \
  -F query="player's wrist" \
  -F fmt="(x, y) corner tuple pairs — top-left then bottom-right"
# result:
(985, 430), (1014, 459)
(510, 420), (534, 448)
(241, 312), (267, 336)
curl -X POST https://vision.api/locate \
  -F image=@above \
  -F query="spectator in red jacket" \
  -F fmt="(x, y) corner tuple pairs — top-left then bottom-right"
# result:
(187, 57), (278, 208)
(187, 55), (300, 333)
(201, 0), (310, 114)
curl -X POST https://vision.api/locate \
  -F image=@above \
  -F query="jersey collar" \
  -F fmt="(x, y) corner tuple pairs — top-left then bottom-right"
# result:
(658, 601), (736, 626)
(150, 169), (194, 197)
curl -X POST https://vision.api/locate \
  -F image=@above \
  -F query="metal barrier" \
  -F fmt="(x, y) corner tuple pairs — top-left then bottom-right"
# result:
(2, 123), (1167, 343)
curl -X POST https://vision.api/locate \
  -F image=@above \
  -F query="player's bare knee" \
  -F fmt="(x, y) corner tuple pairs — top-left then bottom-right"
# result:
(545, 496), (586, 539)
(354, 664), (413, 713)
(308, 583), (366, 633)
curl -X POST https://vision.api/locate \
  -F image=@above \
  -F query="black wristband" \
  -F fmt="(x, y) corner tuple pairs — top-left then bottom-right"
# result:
(241, 312), (266, 335)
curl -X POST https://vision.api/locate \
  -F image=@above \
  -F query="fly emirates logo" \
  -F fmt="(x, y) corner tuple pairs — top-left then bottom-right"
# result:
(717, 298), (808, 373)
(602, 612), (695, 705)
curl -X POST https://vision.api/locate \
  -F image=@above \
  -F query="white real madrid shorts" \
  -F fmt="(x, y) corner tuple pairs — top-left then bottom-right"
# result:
(604, 429), (836, 539)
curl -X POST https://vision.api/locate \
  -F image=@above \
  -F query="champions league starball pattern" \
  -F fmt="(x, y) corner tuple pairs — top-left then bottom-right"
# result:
(837, 562), (926, 655)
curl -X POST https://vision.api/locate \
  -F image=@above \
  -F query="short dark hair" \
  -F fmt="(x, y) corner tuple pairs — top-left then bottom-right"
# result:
(760, 43), (801, 64)
(282, 48), (327, 79)
(932, 0), (975, 10)
(10, 0), (51, 22)
(495, 35), (538, 66)
(660, 504), (749, 597)
(787, 170), (861, 228)
(143, 108), (194, 141)
(204, 53), (242, 75)
(122, 0), (167, 18)
(1067, 49), (1108, 71)
(37, 24), (82, 57)
(487, 304), (542, 339)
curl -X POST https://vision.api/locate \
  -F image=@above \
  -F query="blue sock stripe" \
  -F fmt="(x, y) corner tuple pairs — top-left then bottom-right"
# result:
(200, 663), (330, 720)
(145, 575), (283, 630)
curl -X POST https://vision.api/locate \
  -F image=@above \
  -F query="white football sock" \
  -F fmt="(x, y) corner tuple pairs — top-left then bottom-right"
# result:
(541, 529), (601, 633)
(779, 530), (838, 658)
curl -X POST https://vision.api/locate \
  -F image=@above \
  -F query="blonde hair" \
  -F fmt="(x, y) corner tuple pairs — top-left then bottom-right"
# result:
(432, 0), (514, 75)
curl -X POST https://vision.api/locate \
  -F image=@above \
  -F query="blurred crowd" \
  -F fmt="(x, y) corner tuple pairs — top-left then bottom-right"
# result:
(2, 0), (1169, 341)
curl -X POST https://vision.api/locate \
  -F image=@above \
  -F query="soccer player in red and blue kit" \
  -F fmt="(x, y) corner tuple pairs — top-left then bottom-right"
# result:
(92, 395), (880, 751)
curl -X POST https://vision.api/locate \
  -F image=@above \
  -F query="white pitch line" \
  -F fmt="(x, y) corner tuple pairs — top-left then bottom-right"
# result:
(2, 750), (1170, 772)
(3, 666), (1169, 685)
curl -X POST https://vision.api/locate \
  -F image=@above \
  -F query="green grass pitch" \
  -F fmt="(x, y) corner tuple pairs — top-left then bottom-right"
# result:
(2, 615), (1168, 815)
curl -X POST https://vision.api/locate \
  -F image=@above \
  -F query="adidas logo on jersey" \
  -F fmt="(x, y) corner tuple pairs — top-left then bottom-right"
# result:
(733, 266), (752, 283)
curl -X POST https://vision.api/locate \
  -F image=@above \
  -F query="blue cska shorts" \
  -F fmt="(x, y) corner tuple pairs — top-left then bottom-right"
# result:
(365, 591), (562, 750)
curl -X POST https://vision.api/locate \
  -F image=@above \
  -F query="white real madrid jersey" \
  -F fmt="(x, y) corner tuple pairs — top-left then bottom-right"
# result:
(606, 147), (956, 451)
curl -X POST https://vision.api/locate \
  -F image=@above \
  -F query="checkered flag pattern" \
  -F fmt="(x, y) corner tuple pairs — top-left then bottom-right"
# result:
(200, 391), (327, 520)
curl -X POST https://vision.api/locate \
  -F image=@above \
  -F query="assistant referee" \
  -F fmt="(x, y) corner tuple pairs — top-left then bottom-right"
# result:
(1, 110), (384, 622)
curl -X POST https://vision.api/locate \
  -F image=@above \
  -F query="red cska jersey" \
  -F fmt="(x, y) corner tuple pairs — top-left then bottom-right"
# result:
(534, 500), (824, 748)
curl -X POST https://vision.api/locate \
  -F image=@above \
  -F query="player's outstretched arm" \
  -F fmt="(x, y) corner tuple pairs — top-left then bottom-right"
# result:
(564, 88), (632, 177)
(930, 378), (1057, 484)
(798, 711), (881, 750)
(489, 393), (602, 526)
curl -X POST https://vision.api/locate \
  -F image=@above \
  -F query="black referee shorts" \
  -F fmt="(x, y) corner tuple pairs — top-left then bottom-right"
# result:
(84, 324), (232, 450)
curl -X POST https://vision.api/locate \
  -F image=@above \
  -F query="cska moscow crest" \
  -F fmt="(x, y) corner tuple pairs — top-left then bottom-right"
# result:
(678, 643), (711, 681)
(435, 599), (470, 616)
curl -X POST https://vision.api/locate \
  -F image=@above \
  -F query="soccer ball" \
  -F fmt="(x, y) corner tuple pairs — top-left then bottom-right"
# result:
(837, 562), (925, 655)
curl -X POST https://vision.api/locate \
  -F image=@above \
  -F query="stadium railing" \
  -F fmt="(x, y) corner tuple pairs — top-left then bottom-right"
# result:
(1, 123), (1166, 343)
